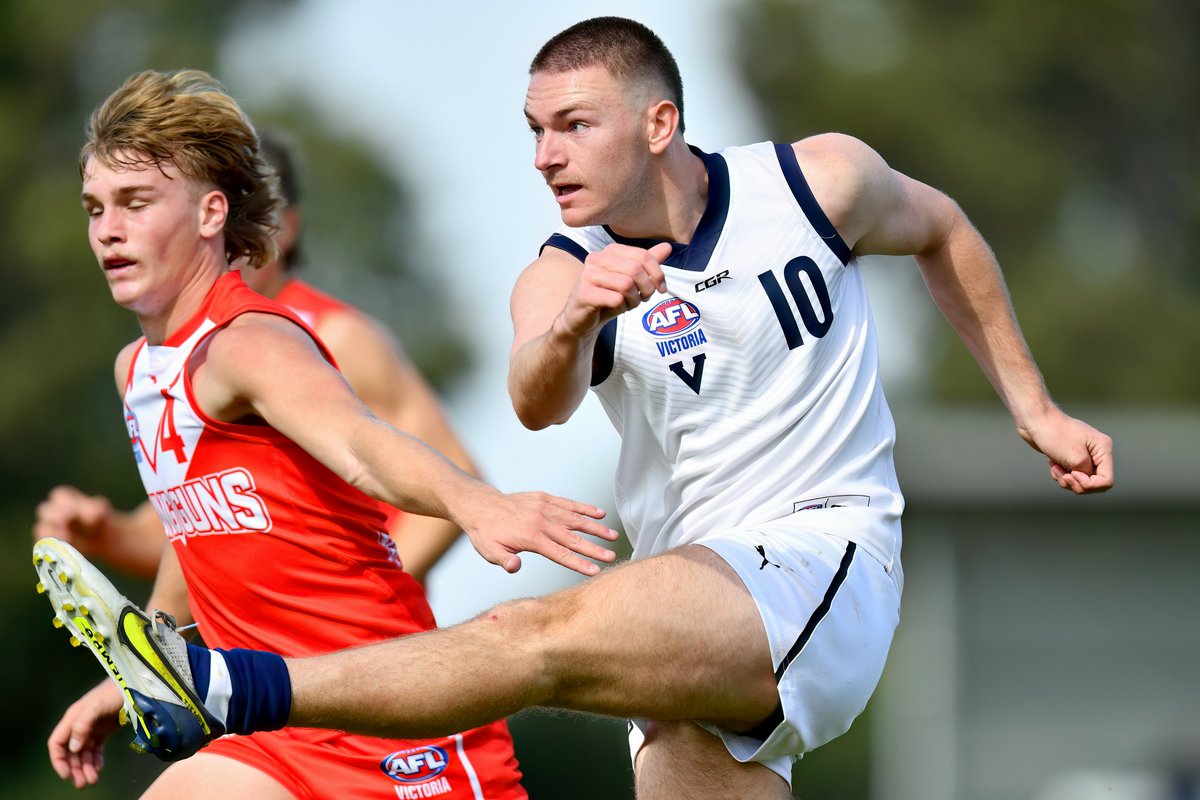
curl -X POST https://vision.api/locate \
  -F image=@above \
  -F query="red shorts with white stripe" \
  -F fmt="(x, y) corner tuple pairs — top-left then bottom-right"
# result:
(203, 719), (526, 799)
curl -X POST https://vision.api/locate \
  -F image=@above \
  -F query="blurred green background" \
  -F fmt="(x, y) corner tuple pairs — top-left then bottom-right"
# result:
(1, 2), (1195, 798)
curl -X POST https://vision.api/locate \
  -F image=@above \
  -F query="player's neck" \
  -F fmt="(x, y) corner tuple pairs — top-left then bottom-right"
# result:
(136, 263), (226, 345)
(608, 143), (708, 244)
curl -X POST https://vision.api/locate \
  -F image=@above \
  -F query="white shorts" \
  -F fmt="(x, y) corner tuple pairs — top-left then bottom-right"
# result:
(628, 524), (901, 785)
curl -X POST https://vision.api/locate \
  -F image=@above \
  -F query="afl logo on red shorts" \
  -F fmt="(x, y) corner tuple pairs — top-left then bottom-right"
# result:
(381, 745), (449, 783)
(642, 297), (701, 336)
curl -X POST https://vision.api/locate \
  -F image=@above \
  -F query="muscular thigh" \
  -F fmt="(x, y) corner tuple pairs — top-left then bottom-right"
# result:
(142, 753), (295, 799)
(537, 544), (777, 727)
(634, 720), (791, 800)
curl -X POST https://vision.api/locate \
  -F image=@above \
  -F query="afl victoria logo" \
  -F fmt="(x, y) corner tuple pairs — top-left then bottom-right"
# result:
(642, 297), (701, 337)
(380, 745), (449, 783)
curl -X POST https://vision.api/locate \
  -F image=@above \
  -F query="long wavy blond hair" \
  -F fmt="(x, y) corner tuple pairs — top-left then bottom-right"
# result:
(79, 69), (281, 268)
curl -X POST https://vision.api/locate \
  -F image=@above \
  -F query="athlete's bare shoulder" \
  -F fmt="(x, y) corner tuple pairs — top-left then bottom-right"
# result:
(792, 131), (876, 157)
(521, 241), (586, 282)
(790, 133), (893, 249)
(113, 338), (144, 394)
(310, 305), (397, 363)
(796, 131), (916, 250)
(211, 311), (318, 363)
(192, 311), (336, 423)
(309, 305), (418, 413)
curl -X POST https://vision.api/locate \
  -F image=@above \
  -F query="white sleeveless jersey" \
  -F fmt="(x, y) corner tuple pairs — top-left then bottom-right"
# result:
(543, 142), (904, 579)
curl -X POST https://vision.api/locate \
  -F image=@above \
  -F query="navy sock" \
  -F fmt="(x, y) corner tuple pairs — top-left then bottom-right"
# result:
(188, 643), (212, 703)
(186, 643), (292, 735)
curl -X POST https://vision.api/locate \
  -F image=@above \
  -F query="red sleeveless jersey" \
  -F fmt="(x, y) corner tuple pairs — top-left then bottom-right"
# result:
(122, 272), (525, 798)
(122, 271), (432, 654)
(273, 276), (345, 329)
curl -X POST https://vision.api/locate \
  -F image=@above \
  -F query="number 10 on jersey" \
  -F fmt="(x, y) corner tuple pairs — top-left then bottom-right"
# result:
(757, 256), (834, 349)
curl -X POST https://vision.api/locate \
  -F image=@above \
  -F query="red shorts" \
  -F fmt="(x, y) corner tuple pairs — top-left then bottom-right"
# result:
(203, 719), (526, 799)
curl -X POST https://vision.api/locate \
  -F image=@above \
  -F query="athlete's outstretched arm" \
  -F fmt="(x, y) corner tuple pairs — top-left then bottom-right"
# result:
(317, 309), (479, 583)
(193, 314), (617, 575)
(509, 242), (671, 429)
(798, 132), (1113, 494)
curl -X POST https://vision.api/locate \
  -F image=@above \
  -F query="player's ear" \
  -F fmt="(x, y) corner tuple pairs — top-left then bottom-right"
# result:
(198, 190), (229, 239)
(647, 100), (680, 155)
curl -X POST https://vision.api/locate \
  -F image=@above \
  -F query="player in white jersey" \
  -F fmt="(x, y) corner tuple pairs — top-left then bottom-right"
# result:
(58, 17), (1114, 800)
(544, 140), (903, 574)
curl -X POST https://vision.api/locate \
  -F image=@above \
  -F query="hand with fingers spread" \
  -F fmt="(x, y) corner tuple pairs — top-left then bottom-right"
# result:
(1018, 408), (1115, 494)
(47, 680), (123, 789)
(461, 491), (618, 575)
(559, 242), (673, 338)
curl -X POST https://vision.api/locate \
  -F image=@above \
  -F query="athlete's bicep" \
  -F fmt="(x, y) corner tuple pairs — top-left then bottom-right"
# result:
(199, 315), (382, 479)
(853, 171), (959, 258)
(510, 247), (584, 356)
(147, 544), (192, 625)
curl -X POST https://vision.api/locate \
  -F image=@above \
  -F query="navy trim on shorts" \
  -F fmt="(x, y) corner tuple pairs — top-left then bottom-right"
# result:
(773, 142), (852, 265)
(744, 541), (858, 743)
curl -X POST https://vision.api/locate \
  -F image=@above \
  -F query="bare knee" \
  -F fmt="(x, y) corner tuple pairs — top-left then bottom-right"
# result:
(468, 594), (582, 702)
(635, 720), (791, 800)
(472, 594), (573, 642)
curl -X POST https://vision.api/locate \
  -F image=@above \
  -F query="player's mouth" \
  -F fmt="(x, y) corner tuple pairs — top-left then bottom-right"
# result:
(553, 184), (582, 203)
(103, 255), (137, 274)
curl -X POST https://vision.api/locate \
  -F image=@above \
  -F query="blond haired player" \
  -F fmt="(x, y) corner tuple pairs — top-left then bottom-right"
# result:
(35, 132), (471, 585)
(37, 68), (617, 798)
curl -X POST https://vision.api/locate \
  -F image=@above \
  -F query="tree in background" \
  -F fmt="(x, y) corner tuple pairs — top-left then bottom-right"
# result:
(733, 0), (1199, 406)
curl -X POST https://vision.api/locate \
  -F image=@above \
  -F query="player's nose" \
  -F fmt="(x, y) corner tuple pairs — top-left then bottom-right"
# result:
(534, 131), (566, 172)
(92, 208), (125, 245)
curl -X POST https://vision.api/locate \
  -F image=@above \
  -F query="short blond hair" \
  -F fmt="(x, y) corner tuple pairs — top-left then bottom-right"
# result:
(80, 69), (281, 268)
